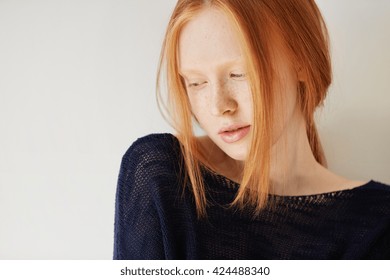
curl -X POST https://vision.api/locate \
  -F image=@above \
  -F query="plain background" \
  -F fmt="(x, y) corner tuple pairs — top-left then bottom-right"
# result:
(0, 0), (389, 259)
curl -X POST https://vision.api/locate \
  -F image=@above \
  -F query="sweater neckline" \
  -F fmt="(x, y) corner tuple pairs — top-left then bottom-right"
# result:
(203, 164), (373, 200)
(168, 132), (374, 200)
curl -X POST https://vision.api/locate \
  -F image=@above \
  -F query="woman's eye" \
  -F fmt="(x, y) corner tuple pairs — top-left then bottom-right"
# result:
(188, 81), (207, 88)
(230, 73), (246, 79)
(188, 82), (200, 87)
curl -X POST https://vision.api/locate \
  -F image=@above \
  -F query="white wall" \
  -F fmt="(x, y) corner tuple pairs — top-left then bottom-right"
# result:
(0, 0), (389, 259)
(315, 0), (390, 182)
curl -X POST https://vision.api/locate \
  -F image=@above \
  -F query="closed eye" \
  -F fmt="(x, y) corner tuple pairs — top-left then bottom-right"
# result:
(230, 73), (246, 79)
(188, 81), (207, 88)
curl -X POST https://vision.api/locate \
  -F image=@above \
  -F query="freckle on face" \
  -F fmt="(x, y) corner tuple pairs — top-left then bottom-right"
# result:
(178, 8), (253, 161)
(178, 8), (300, 161)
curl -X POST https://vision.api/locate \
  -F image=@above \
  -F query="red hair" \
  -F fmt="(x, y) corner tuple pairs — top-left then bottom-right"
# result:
(157, 0), (331, 217)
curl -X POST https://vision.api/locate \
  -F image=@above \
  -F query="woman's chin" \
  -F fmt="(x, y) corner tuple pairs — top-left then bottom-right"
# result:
(222, 148), (247, 162)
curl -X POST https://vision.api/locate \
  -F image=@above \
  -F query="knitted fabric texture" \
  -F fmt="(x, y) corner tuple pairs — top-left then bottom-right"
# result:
(113, 133), (390, 259)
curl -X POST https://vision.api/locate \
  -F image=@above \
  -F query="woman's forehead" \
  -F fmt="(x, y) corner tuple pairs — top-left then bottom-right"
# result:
(178, 8), (244, 71)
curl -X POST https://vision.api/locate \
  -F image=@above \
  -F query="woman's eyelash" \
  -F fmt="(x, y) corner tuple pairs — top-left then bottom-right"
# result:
(188, 81), (207, 88)
(230, 73), (246, 78)
(188, 82), (200, 87)
(187, 73), (246, 87)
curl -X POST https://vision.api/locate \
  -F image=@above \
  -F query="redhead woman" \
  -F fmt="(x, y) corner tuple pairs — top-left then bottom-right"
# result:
(114, 0), (390, 259)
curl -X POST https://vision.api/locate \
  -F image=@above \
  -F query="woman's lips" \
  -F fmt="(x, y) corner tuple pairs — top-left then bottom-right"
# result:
(219, 125), (250, 143)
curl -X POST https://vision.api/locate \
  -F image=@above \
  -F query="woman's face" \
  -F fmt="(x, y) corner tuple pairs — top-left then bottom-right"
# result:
(178, 8), (300, 161)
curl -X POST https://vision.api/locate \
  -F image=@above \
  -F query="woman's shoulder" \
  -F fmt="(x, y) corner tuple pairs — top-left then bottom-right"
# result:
(273, 179), (390, 215)
(118, 133), (182, 186)
(329, 179), (390, 216)
(321, 179), (390, 203)
(352, 179), (390, 201)
(120, 133), (183, 171)
(116, 133), (184, 207)
(122, 133), (180, 161)
(361, 179), (390, 189)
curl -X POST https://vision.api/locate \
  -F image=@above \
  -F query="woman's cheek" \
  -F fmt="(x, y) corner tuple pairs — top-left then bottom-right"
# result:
(189, 94), (209, 122)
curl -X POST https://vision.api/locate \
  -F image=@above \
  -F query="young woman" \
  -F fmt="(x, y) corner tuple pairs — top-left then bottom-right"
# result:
(114, 0), (390, 259)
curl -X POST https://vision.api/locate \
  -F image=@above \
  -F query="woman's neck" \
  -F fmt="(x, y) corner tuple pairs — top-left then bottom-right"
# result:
(269, 115), (322, 195)
(196, 111), (360, 195)
(268, 112), (359, 196)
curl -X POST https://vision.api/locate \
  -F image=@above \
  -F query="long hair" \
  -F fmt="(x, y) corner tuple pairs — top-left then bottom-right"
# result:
(157, 0), (331, 218)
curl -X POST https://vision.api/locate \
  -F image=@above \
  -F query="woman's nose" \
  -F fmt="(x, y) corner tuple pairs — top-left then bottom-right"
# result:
(209, 82), (238, 116)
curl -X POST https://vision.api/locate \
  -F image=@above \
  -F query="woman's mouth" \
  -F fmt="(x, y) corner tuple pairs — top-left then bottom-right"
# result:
(218, 125), (251, 143)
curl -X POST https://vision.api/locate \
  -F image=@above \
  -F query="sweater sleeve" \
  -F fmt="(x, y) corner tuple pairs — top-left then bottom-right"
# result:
(113, 136), (167, 260)
(369, 227), (390, 259)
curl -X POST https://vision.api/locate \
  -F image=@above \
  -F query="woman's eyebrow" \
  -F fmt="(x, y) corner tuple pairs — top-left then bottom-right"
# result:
(178, 69), (203, 77)
(179, 57), (245, 76)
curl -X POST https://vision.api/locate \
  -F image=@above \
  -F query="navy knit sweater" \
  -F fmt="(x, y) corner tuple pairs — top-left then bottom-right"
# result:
(113, 133), (390, 259)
